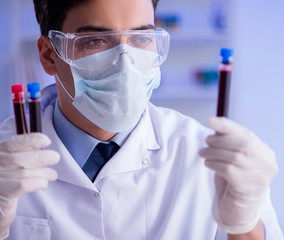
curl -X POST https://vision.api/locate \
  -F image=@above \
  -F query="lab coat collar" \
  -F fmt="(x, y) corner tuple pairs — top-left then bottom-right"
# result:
(42, 105), (96, 191)
(42, 103), (161, 190)
(95, 104), (161, 182)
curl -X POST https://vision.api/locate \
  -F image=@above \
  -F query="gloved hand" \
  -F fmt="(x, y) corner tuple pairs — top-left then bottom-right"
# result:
(199, 117), (278, 234)
(0, 133), (60, 239)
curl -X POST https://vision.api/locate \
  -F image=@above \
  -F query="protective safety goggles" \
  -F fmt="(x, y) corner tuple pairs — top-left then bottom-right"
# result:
(48, 28), (170, 71)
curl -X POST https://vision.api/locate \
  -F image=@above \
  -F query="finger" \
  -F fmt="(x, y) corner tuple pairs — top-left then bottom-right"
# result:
(205, 160), (273, 193)
(199, 147), (250, 168)
(205, 158), (237, 173)
(208, 117), (253, 137)
(0, 168), (58, 181)
(206, 134), (258, 154)
(0, 178), (51, 198)
(0, 150), (60, 169)
(0, 133), (51, 153)
(204, 159), (244, 184)
(200, 147), (235, 162)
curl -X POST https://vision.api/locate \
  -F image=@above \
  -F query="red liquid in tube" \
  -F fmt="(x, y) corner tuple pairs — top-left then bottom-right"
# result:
(216, 48), (233, 117)
(27, 82), (42, 133)
(11, 84), (28, 134)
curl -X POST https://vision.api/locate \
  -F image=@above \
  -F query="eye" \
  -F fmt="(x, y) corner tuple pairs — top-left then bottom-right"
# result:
(79, 37), (109, 49)
(130, 35), (155, 48)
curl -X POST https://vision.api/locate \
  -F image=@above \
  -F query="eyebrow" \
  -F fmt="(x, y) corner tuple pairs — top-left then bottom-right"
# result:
(76, 24), (156, 33)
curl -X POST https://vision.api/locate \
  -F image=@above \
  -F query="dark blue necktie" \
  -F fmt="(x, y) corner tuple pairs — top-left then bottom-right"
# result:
(83, 142), (120, 182)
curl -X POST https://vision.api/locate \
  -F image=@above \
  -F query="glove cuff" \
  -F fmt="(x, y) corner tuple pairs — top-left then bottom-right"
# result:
(214, 210), (260, 234)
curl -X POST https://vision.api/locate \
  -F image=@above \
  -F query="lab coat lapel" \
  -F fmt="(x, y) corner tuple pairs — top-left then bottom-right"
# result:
(95, 105), (161, 181)
(42, 103), (161, 189)
(42, 105), (96, 191)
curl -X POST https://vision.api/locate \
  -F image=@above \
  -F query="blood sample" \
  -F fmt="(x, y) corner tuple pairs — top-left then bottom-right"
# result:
(27, 82), (42, 133)
(216, 48), (233, 117)
(11, 84), (28, 134)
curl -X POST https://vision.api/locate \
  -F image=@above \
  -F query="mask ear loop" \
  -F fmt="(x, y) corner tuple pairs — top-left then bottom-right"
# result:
(55, 74), (74, 101)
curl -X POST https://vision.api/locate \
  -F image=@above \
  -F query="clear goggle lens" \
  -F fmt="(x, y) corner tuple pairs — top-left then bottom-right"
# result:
(48, 28), (170, 71)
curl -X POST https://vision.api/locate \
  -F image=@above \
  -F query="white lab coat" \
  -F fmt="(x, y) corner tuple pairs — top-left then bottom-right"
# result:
(0, 100), (282, 240)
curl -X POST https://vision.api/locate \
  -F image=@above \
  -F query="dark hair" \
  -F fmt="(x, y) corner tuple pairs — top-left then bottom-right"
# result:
(33, 0), (160, 36)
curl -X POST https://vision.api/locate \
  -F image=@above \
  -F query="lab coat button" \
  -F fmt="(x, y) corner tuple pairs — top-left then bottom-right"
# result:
(94, 192), (100, 198)
(142, 158), (149, 166)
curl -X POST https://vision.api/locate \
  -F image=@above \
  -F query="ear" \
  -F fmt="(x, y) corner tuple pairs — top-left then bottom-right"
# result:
(37, 36), (57, 76)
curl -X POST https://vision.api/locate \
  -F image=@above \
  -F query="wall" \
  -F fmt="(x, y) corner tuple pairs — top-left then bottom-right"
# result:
(0, 1), (14, 122)
(151, 0), (231, 126)
(0, 0), (54, 122)
(230, 0), (284, 231)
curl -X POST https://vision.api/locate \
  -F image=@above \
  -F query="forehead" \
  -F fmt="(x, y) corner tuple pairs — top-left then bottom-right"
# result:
(62, 0), (155, 33)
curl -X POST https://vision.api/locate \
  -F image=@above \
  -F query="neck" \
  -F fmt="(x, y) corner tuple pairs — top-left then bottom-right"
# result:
(56, 84), (116, 141)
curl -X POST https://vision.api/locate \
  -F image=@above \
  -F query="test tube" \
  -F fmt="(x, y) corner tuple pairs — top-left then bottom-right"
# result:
(216, 48), (233, 117)
(11, 84), (28, 134)
(27, 82), (42, 133)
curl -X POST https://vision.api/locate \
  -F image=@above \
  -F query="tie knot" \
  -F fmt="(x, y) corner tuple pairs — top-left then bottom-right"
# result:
(96, 141), (120, 161)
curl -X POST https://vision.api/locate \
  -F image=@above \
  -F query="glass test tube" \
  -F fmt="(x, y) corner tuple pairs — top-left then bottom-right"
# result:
(11, 84), (28, 134)
(216, 48), (233, 117)
(27, 82), (42, 133)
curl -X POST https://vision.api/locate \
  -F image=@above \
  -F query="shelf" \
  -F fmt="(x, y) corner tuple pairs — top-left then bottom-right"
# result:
(151, 84), (218, 100)
(167, 29), (231, 44)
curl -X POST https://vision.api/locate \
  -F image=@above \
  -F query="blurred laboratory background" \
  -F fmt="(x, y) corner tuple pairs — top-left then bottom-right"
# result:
(1, 0), (284, 232)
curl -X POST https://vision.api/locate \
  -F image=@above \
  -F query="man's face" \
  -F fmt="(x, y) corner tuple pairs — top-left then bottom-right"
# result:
(54, 0), (155, 96)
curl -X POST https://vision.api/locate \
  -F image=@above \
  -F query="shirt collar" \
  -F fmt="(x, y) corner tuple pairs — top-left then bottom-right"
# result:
(53, 101), (132, 168)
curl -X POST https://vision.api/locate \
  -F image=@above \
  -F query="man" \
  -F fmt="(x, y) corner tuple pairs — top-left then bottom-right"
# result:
(0, 0), (282, 239)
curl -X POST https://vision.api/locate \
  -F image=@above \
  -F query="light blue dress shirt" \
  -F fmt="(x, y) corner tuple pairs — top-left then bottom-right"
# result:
(53, 101), (132, 169)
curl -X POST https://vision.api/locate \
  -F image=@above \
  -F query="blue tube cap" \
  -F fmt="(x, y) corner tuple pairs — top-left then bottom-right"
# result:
(27, 82), (41, 99)
(220, 48), (233, 63)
